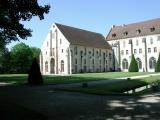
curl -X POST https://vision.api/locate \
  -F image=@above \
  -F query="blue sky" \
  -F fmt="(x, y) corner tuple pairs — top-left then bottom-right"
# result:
(8, 0), (160, 49)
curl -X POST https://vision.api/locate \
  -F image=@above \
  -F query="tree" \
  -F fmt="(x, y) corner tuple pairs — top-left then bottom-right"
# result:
(30, 47), (41, 61)
(0, 48), (11, 73)
(155, 53), (160, 72)
(10, 42), (33, 73)
(129, 54), (139, 72)
(0, 0), (50, 47)
(28, 58), (43, 85)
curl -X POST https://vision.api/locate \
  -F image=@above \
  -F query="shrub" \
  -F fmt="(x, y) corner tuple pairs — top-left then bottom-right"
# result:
(129, 54), (139, 72)
(28, 58), (43, 85)
(155, 53), (160, 72)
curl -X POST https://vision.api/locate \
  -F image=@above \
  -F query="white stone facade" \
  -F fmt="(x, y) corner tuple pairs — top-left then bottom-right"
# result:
(108, 35), (160, 72)
(106, 18), (160, 72)
(40, 23), (113, 75)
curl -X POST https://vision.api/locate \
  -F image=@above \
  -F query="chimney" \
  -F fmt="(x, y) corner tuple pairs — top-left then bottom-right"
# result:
(112, 25), (115, 28)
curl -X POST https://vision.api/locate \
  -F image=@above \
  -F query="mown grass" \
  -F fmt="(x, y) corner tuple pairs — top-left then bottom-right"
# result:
(0, 72), (152, 85)
(59, 75), (160, 95)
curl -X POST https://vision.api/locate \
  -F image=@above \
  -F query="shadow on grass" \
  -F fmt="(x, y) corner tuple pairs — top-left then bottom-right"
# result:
(0, 100), (47, 120)
(55, 78), (160, 96)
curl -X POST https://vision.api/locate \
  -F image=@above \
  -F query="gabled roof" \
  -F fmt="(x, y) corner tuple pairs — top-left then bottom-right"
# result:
(55, 23), (111, 49)
(106, 18), (160, 41)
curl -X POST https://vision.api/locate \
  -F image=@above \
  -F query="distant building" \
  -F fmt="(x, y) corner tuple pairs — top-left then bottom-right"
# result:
(40, 23), (112, 75)
(106, 18), (160, 72)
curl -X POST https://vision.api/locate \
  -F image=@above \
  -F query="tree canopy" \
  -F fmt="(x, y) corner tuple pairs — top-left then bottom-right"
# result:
(10, 43), (33, 73)
(0, 0), (50, 48)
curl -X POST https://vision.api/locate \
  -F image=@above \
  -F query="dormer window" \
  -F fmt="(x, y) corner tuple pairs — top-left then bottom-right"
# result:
(136, 29), (141, 34)
(124, 31), (128, 36)
(150, 27), (155, 32)
(112, 33), (116, 37)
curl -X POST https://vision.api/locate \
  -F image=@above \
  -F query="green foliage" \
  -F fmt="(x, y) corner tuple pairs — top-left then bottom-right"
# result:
(0, 48), (11, 73)
(129, 54), (139, 72)
(0, 43), (41, 74)
(30, 47), (41, 61)
(10, 43), (33, 73)
(155, 53), (160, 72)
(0, 0), (50, 47)
(28, 58), (43, 85)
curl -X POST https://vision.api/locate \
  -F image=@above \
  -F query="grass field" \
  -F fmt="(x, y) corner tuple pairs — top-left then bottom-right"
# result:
(0, 72), (153, 85)
(57, 75), (160, 95)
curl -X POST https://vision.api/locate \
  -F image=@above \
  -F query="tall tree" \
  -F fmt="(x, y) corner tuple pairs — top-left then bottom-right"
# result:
(155, 53), (160, 72)
(10, 42), (33, 73)
(0, 48), (11, 73)
(30, 47), (41, 61)
(0, 0), (50, 47)
(129, 54), (139, 72)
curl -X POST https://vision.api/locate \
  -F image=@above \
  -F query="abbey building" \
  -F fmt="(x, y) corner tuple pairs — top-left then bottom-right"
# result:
(40, 18), (160, 74)
(40, 23), (113, 75)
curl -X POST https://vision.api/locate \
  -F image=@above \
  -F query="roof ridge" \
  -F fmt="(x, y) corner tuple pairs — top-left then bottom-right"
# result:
(114, 18), (160, 28)
(55, 23), (103, 36)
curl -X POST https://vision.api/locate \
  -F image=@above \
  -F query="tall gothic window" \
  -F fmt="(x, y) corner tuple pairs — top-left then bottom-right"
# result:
(149, 57), (156, 69)
(61, 60), (64, 72)
(45, 61), (48, 72)
(136, 58), (142, 69)
(122, 59), (128, 69)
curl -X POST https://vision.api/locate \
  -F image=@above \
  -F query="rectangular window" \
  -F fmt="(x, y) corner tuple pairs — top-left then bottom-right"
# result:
(148, 48), (151, 53)
(134, 49), (137, 54)
(84, 48), (86, 55)
(139, 48), (142, 53)
(74, 47), (77, 55)
(157, 36), (160, 41)
(126, 50), (128, 55)
(60, 39), (62, 44)
(123, 41), (125, 47)
(62, 49), (63, 53)
(121, 50), (124, 55)
(92, 48), (94, 56)
(150, 37), (153, 44)
(136, 39), (139, 46)
(84, 59), (86, 64)
(154, 47), (157, 53)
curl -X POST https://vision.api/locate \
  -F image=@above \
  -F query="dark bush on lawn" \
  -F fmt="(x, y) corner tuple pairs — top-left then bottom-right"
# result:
(155, 53), (160, 72)
(129, 54), (138, 72)
(28, 58), (43, 85)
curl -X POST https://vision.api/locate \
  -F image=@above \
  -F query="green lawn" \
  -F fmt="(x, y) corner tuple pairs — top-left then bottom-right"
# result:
(58, 75), (160, 95)
(0, 72), (152, 85)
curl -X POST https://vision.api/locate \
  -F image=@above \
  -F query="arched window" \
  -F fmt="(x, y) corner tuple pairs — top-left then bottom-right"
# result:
(136, 58), (142, 69)
(40, 52), (43, 72)
(61, 60), (64, 72)
(122, 59), (128, 69)
(149, 57), (156, 69)
(50, 58), (55, 74)
(45, 61), (48, 72)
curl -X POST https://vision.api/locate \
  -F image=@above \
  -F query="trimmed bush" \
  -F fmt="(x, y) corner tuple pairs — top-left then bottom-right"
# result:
(129, 54), (139, 72)
(28, 58), (43, 85)
(155, 53), (160, 72)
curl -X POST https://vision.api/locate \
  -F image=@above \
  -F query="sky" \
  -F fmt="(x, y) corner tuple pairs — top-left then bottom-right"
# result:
(7, 0), (160, 49)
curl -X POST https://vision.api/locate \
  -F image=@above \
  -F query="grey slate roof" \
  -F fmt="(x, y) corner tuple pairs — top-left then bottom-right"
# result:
(106, 18), (160, 41)
(55, 23), (111, 49)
